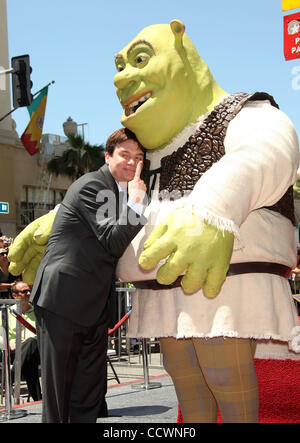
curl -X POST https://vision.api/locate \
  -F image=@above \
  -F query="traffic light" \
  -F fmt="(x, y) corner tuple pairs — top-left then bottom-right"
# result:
(11, 54), (33, 108)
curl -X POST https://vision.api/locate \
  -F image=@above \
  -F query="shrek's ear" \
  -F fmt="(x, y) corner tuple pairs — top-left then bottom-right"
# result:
(170, 19), (185, 49)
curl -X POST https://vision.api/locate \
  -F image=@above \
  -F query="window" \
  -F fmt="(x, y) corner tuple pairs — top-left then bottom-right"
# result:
(19, 186), (65, 227)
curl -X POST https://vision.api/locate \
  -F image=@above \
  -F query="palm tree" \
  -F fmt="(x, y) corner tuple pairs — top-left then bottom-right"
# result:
(46, 134), (105, 180)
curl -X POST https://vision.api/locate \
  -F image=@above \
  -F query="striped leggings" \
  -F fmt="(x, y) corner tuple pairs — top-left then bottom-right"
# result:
(160, 336), (259, 423)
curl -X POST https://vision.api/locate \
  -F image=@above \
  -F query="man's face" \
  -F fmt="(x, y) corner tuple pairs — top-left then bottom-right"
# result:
(105, 139), (144, 185)
(12, 282), (31, 302)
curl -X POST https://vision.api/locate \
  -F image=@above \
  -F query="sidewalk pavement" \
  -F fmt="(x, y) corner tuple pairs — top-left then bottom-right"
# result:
(0, 351), (180, 424)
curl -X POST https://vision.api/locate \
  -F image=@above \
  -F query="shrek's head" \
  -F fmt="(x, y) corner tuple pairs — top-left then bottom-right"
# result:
(113, 20), (226, 151)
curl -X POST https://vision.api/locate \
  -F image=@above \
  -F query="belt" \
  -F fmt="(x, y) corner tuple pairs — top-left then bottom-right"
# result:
(132, 261), (292, 291)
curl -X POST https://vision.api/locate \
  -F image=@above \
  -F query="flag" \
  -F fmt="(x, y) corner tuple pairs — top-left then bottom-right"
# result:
(284, 12), (300, 60)
(20, 86), (48, 155)
(283, 0), (300, 11)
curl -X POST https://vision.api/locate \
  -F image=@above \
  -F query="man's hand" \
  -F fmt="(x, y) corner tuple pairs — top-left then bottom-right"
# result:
(128, 161), (146, 203)
(139, 209), (234, 297)
(8, 210), (57, 285)
(0, 282), (16, 290)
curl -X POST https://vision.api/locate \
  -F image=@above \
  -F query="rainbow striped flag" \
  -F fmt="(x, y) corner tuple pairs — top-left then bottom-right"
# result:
(20, 86), (48, 155)
(283, 0), (300, 10)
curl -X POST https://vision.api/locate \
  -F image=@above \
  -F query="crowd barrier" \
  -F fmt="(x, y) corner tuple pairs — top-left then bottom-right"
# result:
(0, 285), (161, 421)
(112, 285), (162, 390)
(0, 299), (28, 421)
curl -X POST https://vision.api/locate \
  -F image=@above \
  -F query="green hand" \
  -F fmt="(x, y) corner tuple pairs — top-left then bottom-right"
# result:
(8, 211), (57, 285)
(139, 209), (234, 297)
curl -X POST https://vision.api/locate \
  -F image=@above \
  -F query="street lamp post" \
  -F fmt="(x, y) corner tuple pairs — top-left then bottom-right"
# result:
(62, 117), (88, 176)
(77, 122), (88, 142)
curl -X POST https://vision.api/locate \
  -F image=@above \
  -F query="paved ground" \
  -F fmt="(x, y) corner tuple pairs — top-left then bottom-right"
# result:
(107, 348), (166, 386)
(1, 374), (178, 424)
(0, 351), (181, 425)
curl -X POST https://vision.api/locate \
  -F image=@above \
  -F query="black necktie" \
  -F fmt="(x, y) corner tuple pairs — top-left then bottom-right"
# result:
(145, 167), (161, 201)
(141, 158), (161, 201)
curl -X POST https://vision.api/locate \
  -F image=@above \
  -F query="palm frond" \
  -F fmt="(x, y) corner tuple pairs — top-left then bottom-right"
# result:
(46, 135), (105, 180)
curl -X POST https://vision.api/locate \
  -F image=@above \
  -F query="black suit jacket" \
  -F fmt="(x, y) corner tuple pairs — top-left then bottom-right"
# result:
(30, 164), (146, 327)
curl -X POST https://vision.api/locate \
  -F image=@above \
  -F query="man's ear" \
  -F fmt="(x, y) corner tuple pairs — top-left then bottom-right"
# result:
(170, 19), (185, 50)
(105, 151), (110, 165)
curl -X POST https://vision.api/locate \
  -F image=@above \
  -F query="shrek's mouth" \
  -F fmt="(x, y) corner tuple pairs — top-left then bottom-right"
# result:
(123, 91), (152, 117)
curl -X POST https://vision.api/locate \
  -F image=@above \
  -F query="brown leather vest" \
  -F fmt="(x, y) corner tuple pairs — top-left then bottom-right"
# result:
(149, 92), (295, 224)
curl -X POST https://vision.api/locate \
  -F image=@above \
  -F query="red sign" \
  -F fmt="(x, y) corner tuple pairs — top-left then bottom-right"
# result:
(284, 12), (300, 60)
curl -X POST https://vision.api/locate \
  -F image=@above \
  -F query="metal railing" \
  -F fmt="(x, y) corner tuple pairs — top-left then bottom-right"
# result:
(110, 284), (162, 391)
(0, 299), (28, 421)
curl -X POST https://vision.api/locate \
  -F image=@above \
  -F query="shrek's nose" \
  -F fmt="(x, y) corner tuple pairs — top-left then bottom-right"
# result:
(114, 70), (138, 90)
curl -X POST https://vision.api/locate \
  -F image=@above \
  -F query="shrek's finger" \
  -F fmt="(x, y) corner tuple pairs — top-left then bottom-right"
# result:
(143, 221), (168, 250)
(8, 260), (26, 277)
(181, 262), (208, 294)
(139, 237), (175, 270)
(8, 212), (53, 262)
(23, 253), (45, 285)
(156, 251), (188, 285)
(22, 244), (46, 267)
(202, 266), (228, 298)
(33, 211), (57, 245)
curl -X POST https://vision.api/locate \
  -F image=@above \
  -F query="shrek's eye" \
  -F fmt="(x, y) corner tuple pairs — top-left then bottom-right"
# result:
(116, 65), (125, 72)
(135, 55), (148, 66)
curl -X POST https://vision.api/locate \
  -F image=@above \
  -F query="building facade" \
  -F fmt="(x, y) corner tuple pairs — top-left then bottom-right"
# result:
(0, 0), (71, 237)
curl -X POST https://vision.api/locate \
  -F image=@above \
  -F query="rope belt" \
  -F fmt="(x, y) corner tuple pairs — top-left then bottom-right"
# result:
(132, 261), (292, 291)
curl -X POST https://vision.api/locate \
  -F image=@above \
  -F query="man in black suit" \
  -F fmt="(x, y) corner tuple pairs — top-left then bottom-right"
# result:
(30, 128), (147, 423)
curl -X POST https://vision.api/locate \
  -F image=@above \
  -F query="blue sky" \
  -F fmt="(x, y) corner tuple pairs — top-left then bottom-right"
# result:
(6, 0), (300, 147)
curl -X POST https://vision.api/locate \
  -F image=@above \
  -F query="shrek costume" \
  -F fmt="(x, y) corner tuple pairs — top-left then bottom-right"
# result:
(8, 20), (300, 423)
(118, 92), (299, 354)
(113, 21), (300, 422)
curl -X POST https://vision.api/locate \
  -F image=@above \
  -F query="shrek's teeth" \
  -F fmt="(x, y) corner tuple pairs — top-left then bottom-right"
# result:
(127, 92), (151, 115)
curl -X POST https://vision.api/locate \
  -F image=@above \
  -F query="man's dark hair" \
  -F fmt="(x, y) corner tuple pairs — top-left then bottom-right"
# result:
(105, 128), (145, 156)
